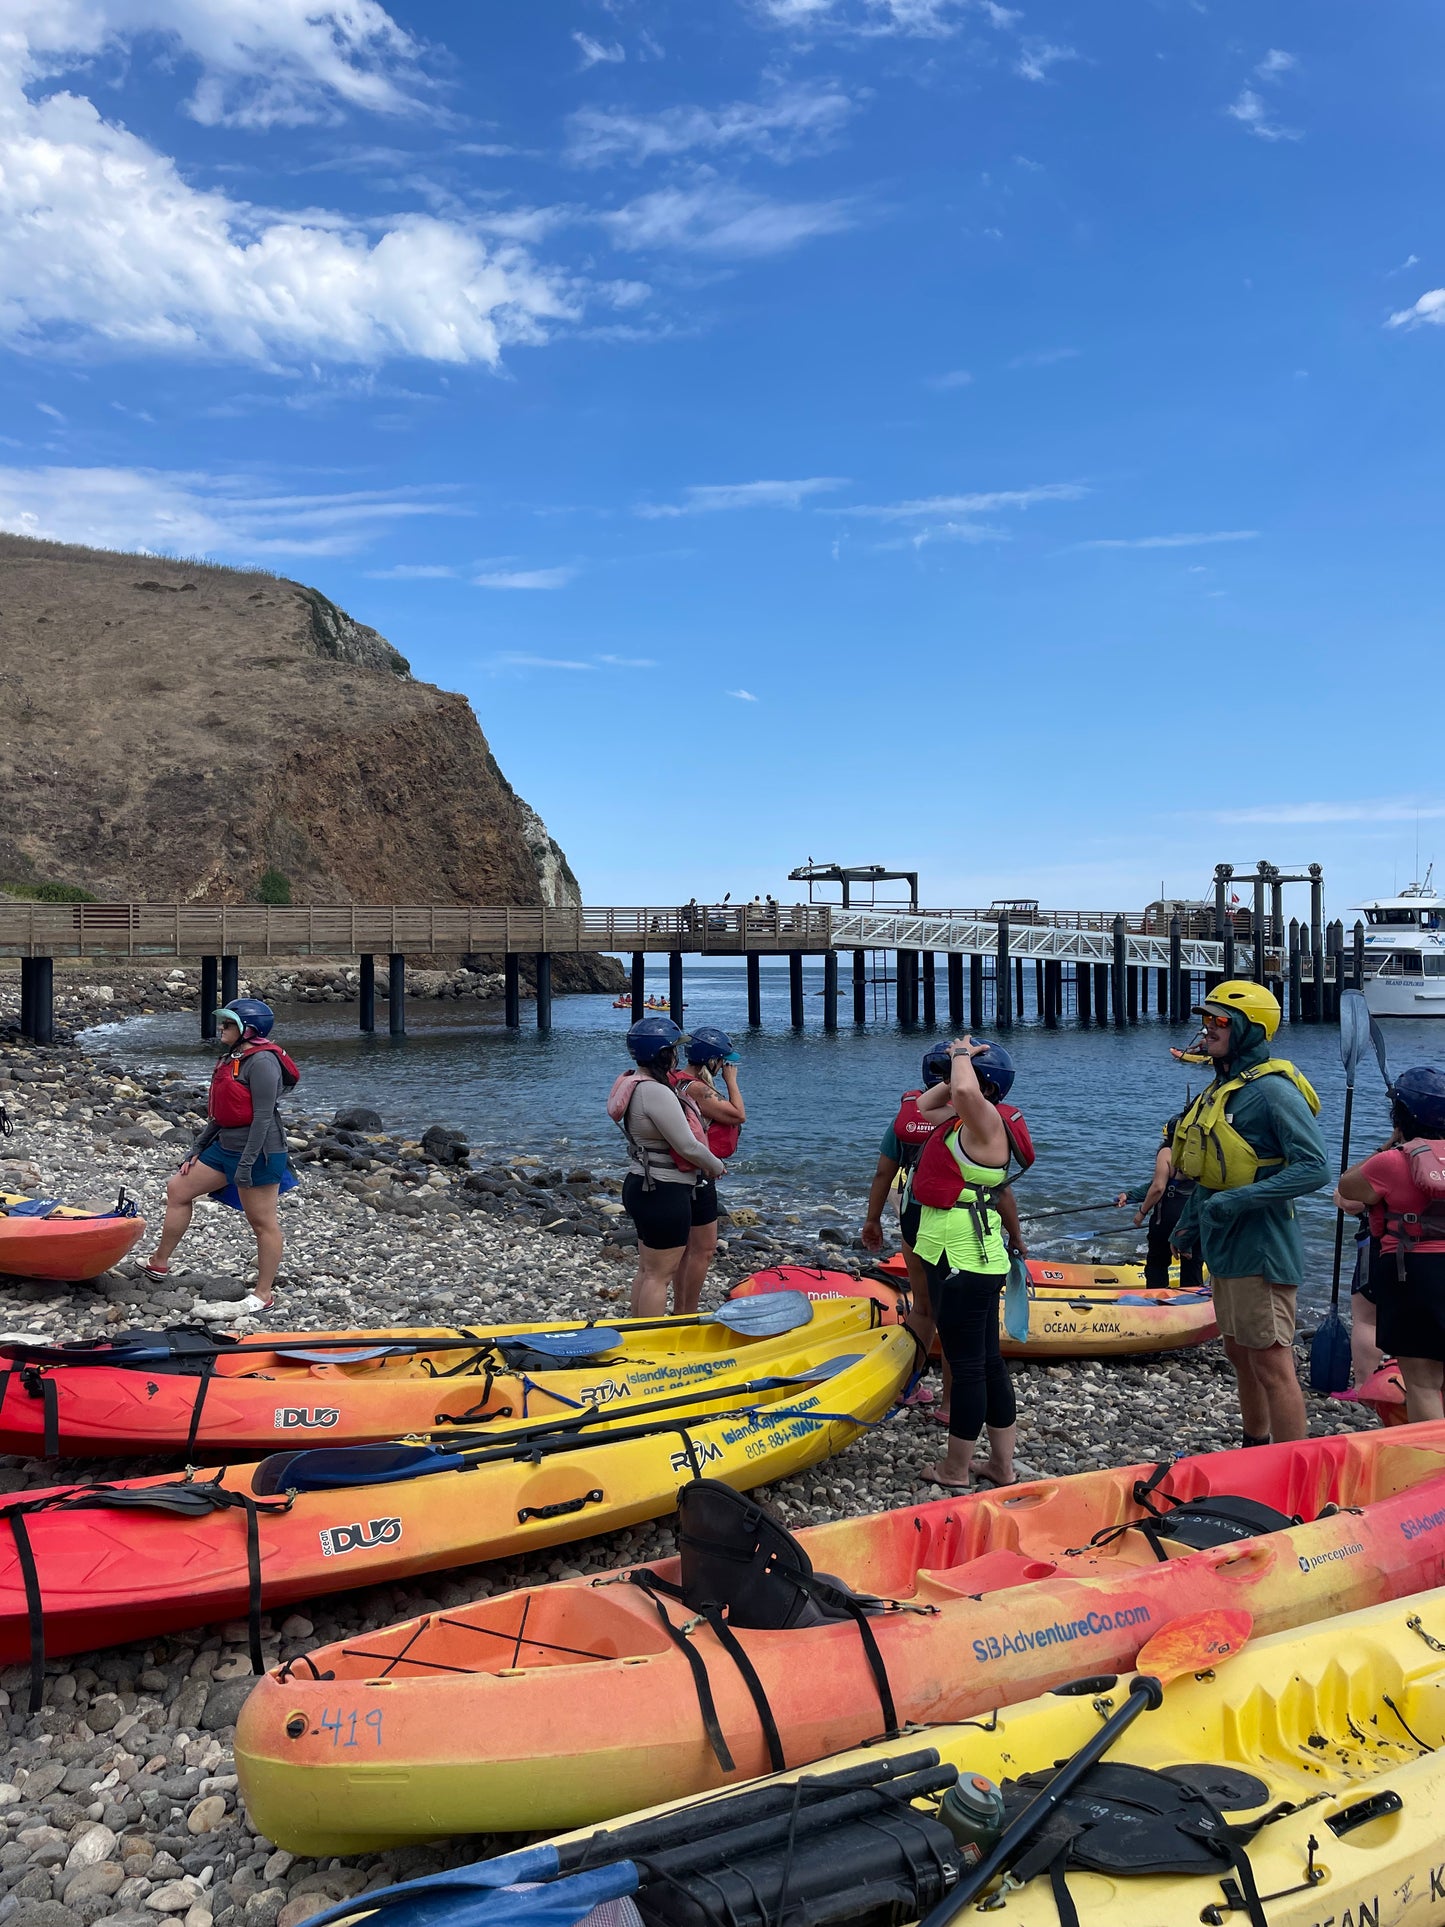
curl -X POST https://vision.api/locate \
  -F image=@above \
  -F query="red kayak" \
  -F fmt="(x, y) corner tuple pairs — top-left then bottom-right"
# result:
(0, 1191), (145, 1283)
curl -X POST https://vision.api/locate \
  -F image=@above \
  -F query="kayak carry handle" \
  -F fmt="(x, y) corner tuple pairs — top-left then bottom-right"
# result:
(517, 1488), (604, 1523)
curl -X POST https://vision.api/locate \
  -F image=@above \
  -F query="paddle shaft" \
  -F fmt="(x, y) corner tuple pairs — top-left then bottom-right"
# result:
(917, 1676), (1164, 1927)
(1329, 1082), (1357, 1314)
(1022, 1201), (1129, 1219)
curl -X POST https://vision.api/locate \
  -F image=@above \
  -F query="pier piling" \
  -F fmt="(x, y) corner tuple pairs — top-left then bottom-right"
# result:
(851, 950), (865, 1025)
(1352, 920), (1366, 991)
(1287, 920), (1301, 1024)
(630, 951), (645, 1022)
(824, 950), (839, 1030)
(388, 952), (406, 1035)
(1094, 961), (1110, 1026)
(27, 957), (53, 1045)
(996, 916), (1013, 1028)
(536, 952), (553, 1032)
(1168, 917), (1183, 1022)
(200, 956), (218, 1040)
(922, 950), (936, 1026)
(668, 951), (684, 1026)
(359, 954), (375, 1032)
(507, 953), (523, 1028)
(748, 953), (763, 1027)
(220, 955), (239, 1010)
(948, 952), (963, 1026)
(969, 953), (984, 1028)
(1077, 960), (1092, 1026)
(789, 952), (805, 1028)
(18, 958), (34, 1041)
(1112, 916), (1127, 1025)
(1044, 958), (1061, 1027)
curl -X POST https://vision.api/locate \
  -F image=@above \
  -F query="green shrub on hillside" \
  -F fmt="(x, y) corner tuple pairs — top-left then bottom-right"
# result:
(1, 881), (99, 902)
(258, 868), (293, 905)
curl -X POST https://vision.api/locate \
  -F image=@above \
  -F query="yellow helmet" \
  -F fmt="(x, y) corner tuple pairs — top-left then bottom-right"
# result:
(1196, 979), (1281, 1041)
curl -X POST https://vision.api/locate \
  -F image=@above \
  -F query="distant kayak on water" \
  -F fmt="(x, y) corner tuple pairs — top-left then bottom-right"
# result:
(612, 996), (685, 1011)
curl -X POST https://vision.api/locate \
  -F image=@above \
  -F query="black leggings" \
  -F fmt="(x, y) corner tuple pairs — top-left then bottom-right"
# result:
(927, 1259), (1018, 1444)
(1146, 1190), (1203, 1291)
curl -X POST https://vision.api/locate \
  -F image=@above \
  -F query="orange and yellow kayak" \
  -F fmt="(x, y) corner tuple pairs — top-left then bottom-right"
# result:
(0, 1191), (144, 1283)
(235, 1421), (1445, 1851)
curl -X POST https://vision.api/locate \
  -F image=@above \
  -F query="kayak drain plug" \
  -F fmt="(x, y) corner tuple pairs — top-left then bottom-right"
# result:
(285, 1715), (308, 1739)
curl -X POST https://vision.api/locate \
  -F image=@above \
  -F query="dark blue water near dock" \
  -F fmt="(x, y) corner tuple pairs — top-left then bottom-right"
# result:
(84, 963), (1437, 1314)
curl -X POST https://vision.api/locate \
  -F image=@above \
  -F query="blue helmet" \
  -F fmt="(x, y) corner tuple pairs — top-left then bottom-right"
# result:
(971, 1041), (1015, 1101)
(686, 1026), (734, 1067)
(626, 1015), (682, 1065)
(921, 1043), (952, 1089)
(1393, 1066), (1445, 1136)
(216, 997), (274, 1040)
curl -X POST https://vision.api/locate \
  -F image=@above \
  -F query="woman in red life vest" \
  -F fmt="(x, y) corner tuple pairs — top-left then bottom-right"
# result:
(669, 1027), (745, 1315)
(143, 999), (299, 1308)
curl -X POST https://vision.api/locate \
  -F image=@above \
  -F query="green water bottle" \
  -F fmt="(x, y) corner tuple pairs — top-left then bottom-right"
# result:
(939, 1773), (1005, 1866)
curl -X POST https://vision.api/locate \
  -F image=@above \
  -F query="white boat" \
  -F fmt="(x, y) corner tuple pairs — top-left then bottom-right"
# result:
(1352, 868), (1445, 1018)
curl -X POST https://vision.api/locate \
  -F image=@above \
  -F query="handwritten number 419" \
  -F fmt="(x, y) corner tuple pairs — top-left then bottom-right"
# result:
(319, 1708), (384, 1747)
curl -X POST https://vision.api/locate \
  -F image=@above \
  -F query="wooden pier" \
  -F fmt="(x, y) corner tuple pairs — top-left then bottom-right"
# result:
(0, 899), (1365, 1044)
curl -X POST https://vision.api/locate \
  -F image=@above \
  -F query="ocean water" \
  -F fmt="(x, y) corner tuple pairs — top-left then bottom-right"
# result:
(83, 962), (1439, 1312)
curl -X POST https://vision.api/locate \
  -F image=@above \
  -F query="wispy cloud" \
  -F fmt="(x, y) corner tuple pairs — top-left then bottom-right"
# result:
(488, 653), (595, 670)
(365, 562), (458, 578)
(727, 688), (760, 701)
(1388, 252), (1420, 276)
(755, 0), (1014, 39)
(1255, 48), (1296, 79)
(1226, 88), (1301, 141)
(927, 369), (973, 390)
(574, 32), (626, 68)
(1211, 799), (1445, 827)
(1008, 347), (1079, 369)
(473, 566), (578, 590)
(598, 653), (657, 667)
(1388, 289), (1445, 330)
(600, 183), (856, 257)
(838, 483), (1085, 521)
(1076, 530), (1259, 551)
(639, 477), (850, 517)
(567, 81), (856, 167)
(1015, 41), (1078, 83)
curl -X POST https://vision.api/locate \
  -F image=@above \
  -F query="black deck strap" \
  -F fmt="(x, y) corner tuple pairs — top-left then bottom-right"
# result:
(40, 1378), (59, 1460)
(1130, 1461), (1176, 1514)
(697, 1603), (786, 1773)
(1048, 1842), (1080, 1927)
(8, 1513), (45, 1715)
(241, 1494), (265, 1675)
(624, 1571), (735, 1772)
(184, 1358), (217, 1459)
(0, 1370), (10, 1422)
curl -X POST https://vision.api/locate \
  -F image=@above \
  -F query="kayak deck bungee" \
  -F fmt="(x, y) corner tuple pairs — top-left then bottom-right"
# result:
(732, 1264), (1219, 1359)
(235, 1420), (1445, 1851)
(486, 1588), (1445, 1927)
(0, 1294), (871, 1457)
(0, 1190), (145, 1284)
(0, 1313), (913, 1701)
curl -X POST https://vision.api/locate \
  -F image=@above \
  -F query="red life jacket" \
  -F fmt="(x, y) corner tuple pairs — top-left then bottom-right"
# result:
(910, 1103), (1034, 1212)
(208, 1041), (300, 1128)
(891, 1090), (938, 1171)
(998, 1102), (1035, 1172)
(672, 1071), (742, 1161)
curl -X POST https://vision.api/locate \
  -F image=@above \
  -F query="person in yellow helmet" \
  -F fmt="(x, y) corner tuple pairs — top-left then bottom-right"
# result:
(1170, 980), (1328, 1446)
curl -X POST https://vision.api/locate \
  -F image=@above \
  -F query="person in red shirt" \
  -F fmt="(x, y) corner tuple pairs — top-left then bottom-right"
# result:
(1338, 1066), (1445, 1422)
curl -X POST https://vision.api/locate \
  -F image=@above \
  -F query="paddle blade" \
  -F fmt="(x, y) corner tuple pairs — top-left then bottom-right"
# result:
(1340, 990), (1371, 1087)
(1135, 1609), (1252, 1684)
(503, 1328), (624, 1360)
(707, 1292), (814, 1337)
(251, 1442), (462, 1495)
(1368, 1013), (1393, 1092)
(1310, 1310), (1352, 1395)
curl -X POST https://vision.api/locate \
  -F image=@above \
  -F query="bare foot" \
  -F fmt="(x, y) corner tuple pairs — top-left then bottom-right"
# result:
(921, 1459), (973, 1491)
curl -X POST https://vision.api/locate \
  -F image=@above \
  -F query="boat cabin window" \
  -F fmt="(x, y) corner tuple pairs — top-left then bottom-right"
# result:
(1427, 955), (1445, 977)
(1377, 952), (1424, 976)
(1367, 908), (1423, 926)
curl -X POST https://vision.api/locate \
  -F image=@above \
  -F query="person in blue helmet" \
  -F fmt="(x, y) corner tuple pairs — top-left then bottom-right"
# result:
(669, 1026), (746, 1314)
(608, 1016), (727, 1316)
(1338, 1065), (1445, 1423)
(144, 998), (299, 1307)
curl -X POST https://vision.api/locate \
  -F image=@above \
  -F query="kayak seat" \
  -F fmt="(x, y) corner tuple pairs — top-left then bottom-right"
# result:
(3, 1200), (63, 1220)
(913, 1549), (1060, 1601)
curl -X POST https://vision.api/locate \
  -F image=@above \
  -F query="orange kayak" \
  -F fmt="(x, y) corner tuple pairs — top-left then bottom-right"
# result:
(1333, 1359), (1408, 1427)
(0, 1191), (145, 1283)
(235, 1420), (1445, 1851)
(0, 1298), (869, 1456)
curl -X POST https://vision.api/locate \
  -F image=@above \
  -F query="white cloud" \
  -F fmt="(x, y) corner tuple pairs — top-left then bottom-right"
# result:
(839, 483), (1085, 520)
(0, 463), (464, 556)
(1255, 49), (1296, 79)
(754, 0), (1007, 37)
(597, 653), (657, 667)
(16, 0), (424, 130)
(488, 653), (595, 670)
(927, 369), (973, 389)
(364, 562), (457, 578)
(639, 477), (850, 516)
(726, 687), (759, 701)
(600, 182), (855, 256)
(566, 81), (855, 167)
(473, 566), (578, 590)
(35, 402), (65, 421)
(573, 32), (625, 69)
(1077, 530), (1259, 551)
(1225, 88), (1300, 142)
(0, 3), (578, 367)
(1388, 289), (1445, 330)
(1015, 42), (1077, 83)
(1212, 799), (1445, 827)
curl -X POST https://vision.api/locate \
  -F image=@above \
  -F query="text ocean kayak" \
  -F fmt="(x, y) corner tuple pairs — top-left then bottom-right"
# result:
(0, 1191), (145, 1283)
(0, 1296), (878, 1456)
(0, 1314), (912, 1675)
(235, 1421), (1445, 1851)
(505, 1587), (1445, 1927)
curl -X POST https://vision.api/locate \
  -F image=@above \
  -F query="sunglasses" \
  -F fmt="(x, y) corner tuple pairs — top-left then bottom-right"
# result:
(1199, 1011), (1233, 1031)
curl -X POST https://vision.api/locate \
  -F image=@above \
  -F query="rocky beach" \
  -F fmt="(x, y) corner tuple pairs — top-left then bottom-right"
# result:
(0, 991), (1375, 1927)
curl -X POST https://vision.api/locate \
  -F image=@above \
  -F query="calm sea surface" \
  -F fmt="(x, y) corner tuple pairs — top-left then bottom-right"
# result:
(83, 963), (1441, 1313)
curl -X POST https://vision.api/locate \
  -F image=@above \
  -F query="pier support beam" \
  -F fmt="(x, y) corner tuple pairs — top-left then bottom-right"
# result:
(668, 951), (684, 1026)
(922, 951), (936, 1027)
(200, 956), (218, 1040)
(27, 957), (53, 1045)
(1310, 873), (1324, 1020)
(996, 916), (1013, 1029)
(1140, 967), (1149, 1015)
(947, 952), (963, 1027)
(506, 953), (523, 1028)
(631, 952), (646, 1022)
(789, 952), (805, 1029)
(535, 953), (553, 1032)
(1014, 956), (1025, 1020)
(1222, 921), (1236, 985)
(1044, 959), (1061, 1028)
(1287, 920), (1302, 1024)
(220, 955), (239, 1010)
(1094, 961), (1110, 1026)
(1352, 920), (1366, 991)
(1112, 916), (1127, 1025)
(388, 952), (406, 1035)
(852, 950), (866, 1025)
(1077, 960), (1092, 1025)
(19, 958), (35, 1041)
(1329, 921), (1345, 1024)
(1167, 917), (1183, 1023)
(969, 953), (984, 1028)
(1126, 965), (1139, 1023)
(823, 951), (839, 1031)
(896, 950), (918, 1026)
(748, 953), (763, 1027)
(1035, 959), (1045, 1022)
(359, 954), (376, 1033)
(1156, 966), (1168, 1013)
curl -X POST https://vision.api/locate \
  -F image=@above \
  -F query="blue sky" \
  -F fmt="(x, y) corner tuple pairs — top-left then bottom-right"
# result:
(4, 0), (1444, 920)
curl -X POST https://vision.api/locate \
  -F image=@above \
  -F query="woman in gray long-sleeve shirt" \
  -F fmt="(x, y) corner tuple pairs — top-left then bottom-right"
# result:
(614, 1018), (726, 1316)
(143, 998), (296, 1307)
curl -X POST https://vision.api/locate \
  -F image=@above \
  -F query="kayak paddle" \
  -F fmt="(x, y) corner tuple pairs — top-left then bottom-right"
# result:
(1311, 992), (1368, 1395)
(918, 1608), (1253, 1927)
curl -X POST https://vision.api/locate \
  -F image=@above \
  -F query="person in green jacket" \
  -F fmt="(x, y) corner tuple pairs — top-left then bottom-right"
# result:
(1170, 980), (1328, 1447)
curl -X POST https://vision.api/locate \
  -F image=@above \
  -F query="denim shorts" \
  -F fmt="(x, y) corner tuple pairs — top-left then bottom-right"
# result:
(198, 1144), (292, 1189)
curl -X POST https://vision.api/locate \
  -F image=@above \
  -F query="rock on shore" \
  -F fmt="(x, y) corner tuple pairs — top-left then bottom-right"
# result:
(0, 1030), (1376, 1927)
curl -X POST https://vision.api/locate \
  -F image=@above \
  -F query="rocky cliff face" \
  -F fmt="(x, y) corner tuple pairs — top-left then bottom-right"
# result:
(0, 535), (619, 989)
